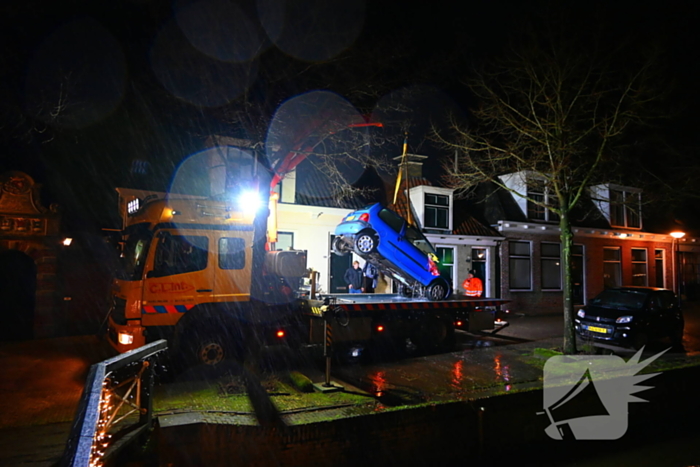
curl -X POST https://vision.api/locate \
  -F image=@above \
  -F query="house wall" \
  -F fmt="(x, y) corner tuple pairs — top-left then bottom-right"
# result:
(428, 237), (500, 298)
(276, 203), (356, 294)
(498, 227), (694, 315)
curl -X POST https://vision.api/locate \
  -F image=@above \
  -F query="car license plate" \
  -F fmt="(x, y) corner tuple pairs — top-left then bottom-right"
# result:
(587, 325), (608, 334)
(345, 215), (355, 221)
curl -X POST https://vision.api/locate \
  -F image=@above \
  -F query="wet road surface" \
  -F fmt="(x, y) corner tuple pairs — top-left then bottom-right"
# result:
(1, 303), (699, 465)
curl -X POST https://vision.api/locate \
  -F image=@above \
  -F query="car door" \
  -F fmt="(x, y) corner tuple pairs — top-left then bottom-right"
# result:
(375, 209), (411, 273)
(392, 223), (432, 284)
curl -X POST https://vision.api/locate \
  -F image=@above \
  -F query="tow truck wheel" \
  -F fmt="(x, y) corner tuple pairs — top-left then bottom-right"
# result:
(427, 278), (450, 301)
(198, 341), (225, 366)
(179, 328), (236, 368)
(354, 230), (378, 255)
(332, 236), (348, 256)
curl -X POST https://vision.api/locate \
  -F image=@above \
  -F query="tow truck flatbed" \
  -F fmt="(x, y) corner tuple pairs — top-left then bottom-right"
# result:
(300, 294), (510, 354)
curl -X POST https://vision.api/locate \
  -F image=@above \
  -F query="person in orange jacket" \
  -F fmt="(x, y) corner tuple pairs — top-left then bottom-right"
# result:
(462, 269), (483, 297)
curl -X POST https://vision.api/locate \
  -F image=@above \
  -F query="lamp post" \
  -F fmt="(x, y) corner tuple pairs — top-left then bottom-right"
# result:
(670, 231), (685, 304)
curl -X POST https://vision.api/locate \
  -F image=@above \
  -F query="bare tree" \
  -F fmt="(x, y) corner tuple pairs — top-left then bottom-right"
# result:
(436, 27), (664, 354)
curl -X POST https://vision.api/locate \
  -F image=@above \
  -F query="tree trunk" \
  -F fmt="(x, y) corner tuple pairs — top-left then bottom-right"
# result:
(560, 213), (577, 354)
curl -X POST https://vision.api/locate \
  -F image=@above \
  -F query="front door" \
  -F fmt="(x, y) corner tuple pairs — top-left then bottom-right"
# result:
(330, 235), (351, 293)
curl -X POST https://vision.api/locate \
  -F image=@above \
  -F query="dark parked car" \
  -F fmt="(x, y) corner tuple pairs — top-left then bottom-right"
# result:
(332, 203), (451, 300)
(575, 286), (684, 350)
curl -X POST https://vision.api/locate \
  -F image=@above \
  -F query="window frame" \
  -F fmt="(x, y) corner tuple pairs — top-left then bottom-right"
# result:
(424, 193), (450, 230)
(631, 247), (648, 286)
(603, 246), (622, 289)
(526, 177), (559, 222)
(654, 248), (665, 288)
(541, 242), (562, 291)
(273, 231), (294, 251)
(153, 234), (209, 276)
(219, 237), (246, 270)
(509, 240), (532, 291)
(435, 245), (455, 289)
(609, 189), (641, 229)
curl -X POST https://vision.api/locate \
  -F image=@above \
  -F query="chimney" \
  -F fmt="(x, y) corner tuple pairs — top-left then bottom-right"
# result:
(393, 153), (428, 178)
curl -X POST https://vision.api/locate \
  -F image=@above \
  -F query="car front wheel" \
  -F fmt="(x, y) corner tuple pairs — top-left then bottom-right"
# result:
(426, 278), (450, 301)
(354, 230), (378, 255)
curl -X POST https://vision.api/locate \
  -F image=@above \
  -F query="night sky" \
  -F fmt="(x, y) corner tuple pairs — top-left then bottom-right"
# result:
(0, 0), (698, 231)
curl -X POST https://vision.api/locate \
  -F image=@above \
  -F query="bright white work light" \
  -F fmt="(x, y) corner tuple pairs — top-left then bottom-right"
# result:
(239, 190), (262, 213)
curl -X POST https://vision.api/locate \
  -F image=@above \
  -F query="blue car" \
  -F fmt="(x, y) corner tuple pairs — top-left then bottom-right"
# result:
(332, 203), (452, 300)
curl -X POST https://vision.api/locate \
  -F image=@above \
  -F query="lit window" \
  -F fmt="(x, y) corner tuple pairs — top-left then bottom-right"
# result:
(631, 248), (647, 286)
(436, 247), (454, 283)
(603, 247), (621, 289)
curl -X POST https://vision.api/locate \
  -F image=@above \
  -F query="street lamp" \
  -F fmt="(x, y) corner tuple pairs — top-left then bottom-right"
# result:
(670, 231), (685, 303)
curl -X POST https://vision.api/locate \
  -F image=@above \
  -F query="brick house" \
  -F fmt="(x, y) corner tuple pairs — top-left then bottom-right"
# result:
(470, 170), (700, 315)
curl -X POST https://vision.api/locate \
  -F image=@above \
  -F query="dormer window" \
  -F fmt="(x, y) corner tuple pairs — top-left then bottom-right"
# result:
(526, 178), (559, 222)
(590, 184), (642, 230)
(610, 189), (640, 228)
(498, 171), (559, 223)
(425, 193), (449, 229)
(408, 185), (454, 232)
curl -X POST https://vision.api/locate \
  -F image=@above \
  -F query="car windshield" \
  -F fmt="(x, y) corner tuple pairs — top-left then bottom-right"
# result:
(589, 289), (648, 311)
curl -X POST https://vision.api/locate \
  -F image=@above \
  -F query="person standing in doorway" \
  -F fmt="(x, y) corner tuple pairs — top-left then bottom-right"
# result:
(363, 261), (378, 293)
(463, 269), (483, 297)
(344, 261), (364, 293)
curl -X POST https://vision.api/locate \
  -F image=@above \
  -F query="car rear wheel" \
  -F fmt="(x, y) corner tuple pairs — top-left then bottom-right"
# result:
(354, 230), (378, 255)
(332, 236), (348, 256)
(426, 278), (450, 301)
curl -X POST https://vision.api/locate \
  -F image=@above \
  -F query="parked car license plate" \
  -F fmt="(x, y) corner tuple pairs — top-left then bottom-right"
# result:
(586, 325), (608, 334)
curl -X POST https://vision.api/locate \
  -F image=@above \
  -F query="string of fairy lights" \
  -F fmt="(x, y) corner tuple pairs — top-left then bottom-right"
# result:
(89, 379), (113, 467)
(88, 361), (150, 466)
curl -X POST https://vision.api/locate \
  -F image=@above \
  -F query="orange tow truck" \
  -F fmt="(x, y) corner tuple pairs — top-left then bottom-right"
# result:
(106, 146), (508, 366)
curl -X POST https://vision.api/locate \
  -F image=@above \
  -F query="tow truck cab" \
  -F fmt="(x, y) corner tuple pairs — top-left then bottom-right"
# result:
(106, 194), (307, 355)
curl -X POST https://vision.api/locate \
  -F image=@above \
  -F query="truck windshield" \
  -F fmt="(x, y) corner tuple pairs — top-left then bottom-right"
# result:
(121, 224), (153, 281)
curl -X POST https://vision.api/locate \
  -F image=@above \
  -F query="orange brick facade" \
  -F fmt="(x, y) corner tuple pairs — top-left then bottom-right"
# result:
(497, 225), (700, 315)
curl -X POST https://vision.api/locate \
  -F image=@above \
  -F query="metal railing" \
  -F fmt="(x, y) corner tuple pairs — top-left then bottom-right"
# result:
(60, 340), (167, 467)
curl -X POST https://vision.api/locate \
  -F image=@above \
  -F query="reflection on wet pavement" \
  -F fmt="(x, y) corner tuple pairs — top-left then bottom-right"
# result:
(334, 343), (545, 405)
(493, 354), (512, 391)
